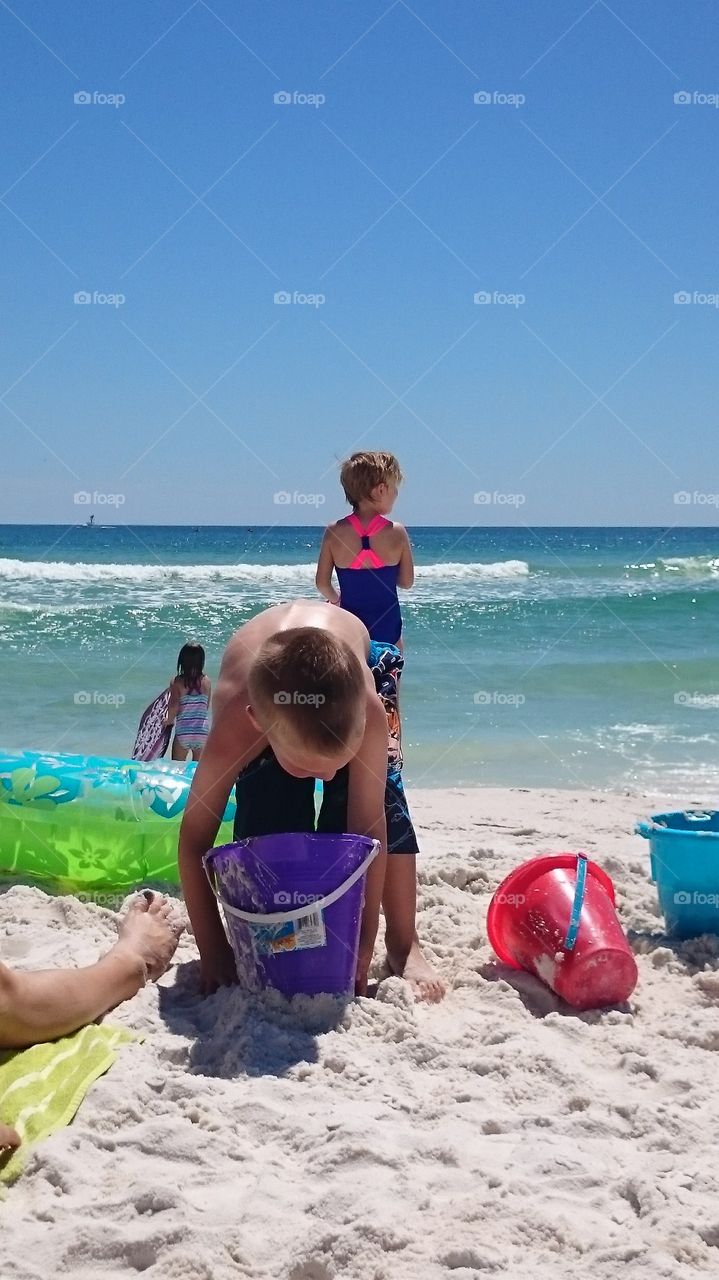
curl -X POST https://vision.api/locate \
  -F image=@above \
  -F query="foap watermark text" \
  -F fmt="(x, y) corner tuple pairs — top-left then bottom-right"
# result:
(74, 290), (125, 307)
(274, 890), (322, 907)
(474, 490), (525, 507)
(674, 90), (719, 108)
(274, 90), (325, 108)
(474, 91), (525, 108)
(674, 890), (719, 907)
(74, 90), (125, 107)
(74, 690), (126, 707)
(274, 691), (326, 707)
(474, 691), (525, 707)
(674, 491), (719, 507)
(274, 291), (325, 307)
(274, 490), (325, 506)
(674, 691), (719, 709)
(674, 290), (719, 307)
(75, 491), (125, 506)
(474, 290), (525, 308)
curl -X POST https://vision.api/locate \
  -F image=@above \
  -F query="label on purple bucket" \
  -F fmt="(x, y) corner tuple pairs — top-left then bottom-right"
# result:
(251, 908), (327, 958)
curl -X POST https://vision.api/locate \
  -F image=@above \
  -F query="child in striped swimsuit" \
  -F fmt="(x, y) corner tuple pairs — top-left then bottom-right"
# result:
(166, 643), (211, 761)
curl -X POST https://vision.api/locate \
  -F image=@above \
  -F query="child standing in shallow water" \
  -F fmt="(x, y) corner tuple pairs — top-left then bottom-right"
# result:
(315, 451), (414, 647)
(165, 642), (211, 761)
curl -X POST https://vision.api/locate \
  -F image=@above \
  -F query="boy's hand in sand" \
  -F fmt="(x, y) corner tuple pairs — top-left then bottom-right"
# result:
(354, 964), (369, 999)
(199, 939), (238, 996)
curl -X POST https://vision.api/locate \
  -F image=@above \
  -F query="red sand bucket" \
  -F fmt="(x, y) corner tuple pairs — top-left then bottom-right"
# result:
(487, 853), (638, 1010)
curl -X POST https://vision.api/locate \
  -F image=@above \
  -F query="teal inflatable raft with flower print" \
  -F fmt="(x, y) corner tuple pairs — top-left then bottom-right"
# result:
(0, 749), (235, 892)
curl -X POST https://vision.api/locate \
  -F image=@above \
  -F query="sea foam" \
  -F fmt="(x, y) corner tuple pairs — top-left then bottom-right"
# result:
(0, 557), (531, 585)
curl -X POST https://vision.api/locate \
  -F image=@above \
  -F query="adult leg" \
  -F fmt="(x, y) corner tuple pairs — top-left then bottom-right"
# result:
(0, 894), (183, 1050)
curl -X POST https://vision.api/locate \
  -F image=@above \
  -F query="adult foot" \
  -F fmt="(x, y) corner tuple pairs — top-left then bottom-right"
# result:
(116, 892), (184, 983)
(0, 1124), (20, 1152)
(387, 939), (445, 1003)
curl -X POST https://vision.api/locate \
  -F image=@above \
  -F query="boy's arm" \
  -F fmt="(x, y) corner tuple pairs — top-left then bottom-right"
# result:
(178, 700), (257, 993)
(346, 692), (389, 994)
(315, 529), (340, 604)
(396, 525), (414, 589)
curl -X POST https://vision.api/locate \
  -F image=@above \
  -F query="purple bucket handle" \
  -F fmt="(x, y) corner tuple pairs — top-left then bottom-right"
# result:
(203, 839), (380, 925)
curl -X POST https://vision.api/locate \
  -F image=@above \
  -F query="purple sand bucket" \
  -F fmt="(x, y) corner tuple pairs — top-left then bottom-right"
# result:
(204, 832), (380, 997)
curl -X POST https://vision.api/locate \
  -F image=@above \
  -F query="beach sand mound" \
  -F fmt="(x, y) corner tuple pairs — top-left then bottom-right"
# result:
(3, 788), (719, 1279)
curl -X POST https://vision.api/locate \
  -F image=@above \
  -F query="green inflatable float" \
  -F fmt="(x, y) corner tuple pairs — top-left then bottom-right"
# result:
(0, 749), (236, 894)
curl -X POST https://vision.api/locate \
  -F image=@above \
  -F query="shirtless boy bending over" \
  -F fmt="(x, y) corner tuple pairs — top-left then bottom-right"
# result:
(178, 601), (444, 1001)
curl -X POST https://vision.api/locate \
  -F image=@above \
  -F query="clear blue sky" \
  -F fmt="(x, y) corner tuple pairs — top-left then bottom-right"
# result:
(1, 1), (717, 525)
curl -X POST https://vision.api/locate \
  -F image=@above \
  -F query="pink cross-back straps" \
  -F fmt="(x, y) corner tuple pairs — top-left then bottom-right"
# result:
(346, 513), (390, 569)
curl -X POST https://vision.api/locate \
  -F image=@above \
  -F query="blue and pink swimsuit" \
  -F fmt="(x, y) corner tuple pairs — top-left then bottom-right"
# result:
(335, 513), (402, 645)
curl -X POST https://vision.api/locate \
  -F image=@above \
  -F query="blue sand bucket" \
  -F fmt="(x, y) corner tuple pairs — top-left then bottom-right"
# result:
(636, 810), (719, 937)
(204, 832), (380, 996)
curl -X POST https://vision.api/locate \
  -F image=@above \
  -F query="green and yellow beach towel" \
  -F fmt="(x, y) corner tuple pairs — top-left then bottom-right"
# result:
(0, 1023), (138, 1186)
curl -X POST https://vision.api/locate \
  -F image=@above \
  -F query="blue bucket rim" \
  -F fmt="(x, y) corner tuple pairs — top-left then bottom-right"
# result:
(636, 810), (719, 839)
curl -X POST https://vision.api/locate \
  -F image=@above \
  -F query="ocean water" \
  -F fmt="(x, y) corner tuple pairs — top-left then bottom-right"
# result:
(1, 525), (718, 796)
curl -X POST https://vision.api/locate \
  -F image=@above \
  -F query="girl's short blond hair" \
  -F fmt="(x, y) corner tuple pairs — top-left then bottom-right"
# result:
(339, 451), (403, 507)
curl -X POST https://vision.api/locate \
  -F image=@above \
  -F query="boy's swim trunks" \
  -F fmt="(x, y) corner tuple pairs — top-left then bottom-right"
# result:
(233, 641), (418, 855)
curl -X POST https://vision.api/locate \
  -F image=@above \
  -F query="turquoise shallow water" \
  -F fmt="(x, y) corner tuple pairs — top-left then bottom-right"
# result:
(1, 525), (718, 794)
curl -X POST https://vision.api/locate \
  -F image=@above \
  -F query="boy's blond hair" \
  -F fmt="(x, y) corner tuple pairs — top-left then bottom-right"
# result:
(339, 451), (403, 508)
(248, 627), (366, 754)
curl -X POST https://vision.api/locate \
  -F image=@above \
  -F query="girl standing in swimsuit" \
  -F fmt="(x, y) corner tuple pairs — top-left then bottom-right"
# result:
(314, 456), (437, 998)
(315, 451), (414, 646)
(165, 642), (211, 761)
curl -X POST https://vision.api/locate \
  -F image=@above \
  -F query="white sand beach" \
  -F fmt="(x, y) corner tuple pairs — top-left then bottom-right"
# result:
(3, 786), (719, 1280)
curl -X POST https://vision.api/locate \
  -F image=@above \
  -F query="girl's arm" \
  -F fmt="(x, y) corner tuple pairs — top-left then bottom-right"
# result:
(315, 529), (340, 604)
(397, 525), (415, 589)
(165, 678), (180, 727)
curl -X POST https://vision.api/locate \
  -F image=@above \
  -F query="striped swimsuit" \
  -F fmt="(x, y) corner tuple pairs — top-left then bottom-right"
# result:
(175, 688), (210, 749)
